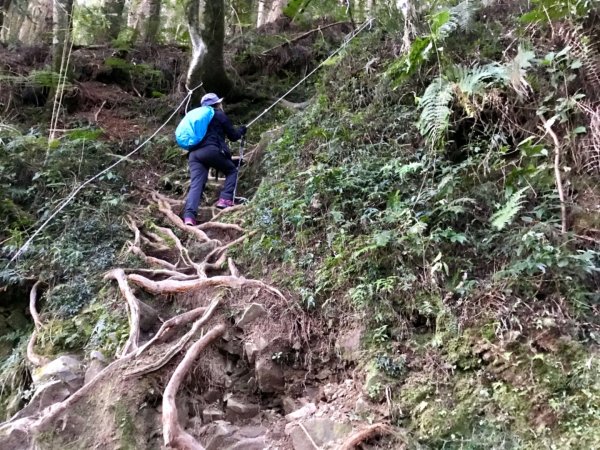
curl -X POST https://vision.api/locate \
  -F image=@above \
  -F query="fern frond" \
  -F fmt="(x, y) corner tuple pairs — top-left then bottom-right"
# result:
(418, 77), (454, 148)
(579, 103), (600, 174)
(436, 0), (479, 40)
(451, 63), (509, 95)
(490, 187), (528, 230)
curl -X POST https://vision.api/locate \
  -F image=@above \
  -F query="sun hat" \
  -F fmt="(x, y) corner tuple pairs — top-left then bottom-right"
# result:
(200, 93), (224, 106)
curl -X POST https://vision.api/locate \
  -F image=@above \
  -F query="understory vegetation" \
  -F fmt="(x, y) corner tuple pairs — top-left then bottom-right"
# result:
(0, 0), (599, 448)
(236, 1), (600, 447)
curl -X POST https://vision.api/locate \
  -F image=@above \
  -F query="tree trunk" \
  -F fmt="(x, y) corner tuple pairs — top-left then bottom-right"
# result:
(128, 0), (161, 43)
(265, 0), (284, 23)
(52, 0), (74, 73)
(186, 0), (233, 98)
(1, 0), (52, 44)
(101, 0), (125, 41)
(256, 0), (267, 27)
(0, 0), (11, 31)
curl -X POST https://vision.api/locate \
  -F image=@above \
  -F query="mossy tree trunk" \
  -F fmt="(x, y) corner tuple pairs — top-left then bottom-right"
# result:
(101, 0), (125, 41)
(52, 0), (74, 73)
(186, 0), (233, 100)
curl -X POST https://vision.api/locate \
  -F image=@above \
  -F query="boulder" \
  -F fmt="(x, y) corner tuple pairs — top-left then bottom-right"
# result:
(11, 380), (71, 420)
(32, 355), (84, 390)
(84, 351), (108, 384)
(203, 407), (225, 423)
(335, 327), (363, 362)
(236, 303), (267, 330)
(226, 397), (260, 420)
(255, 355), (285, 393)
(201, 422), (267, 450)
(285, 403), (317, 422)
(287, 418), (352, 450)
(202, 421), (239, 450)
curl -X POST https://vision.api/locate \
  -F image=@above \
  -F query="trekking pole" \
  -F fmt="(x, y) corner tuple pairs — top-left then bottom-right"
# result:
(233, 136), (246, 203)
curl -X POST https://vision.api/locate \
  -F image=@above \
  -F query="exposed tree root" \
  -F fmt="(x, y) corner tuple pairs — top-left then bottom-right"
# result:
(133, 306), (208, 356)
(129, 244), (178, 271)
(163, 323), (227, 450)
(27, 281), (49, 367)
(197, 222), (244, 233)
(0, 356), (131, 439)
(127, 299), (220, 377)
(128, 273), (286, 301)
(339, 423), (395, 450)
(210, 204), (247, 221)
(4, 192), (292, 449)
(105, 269), (159, 357)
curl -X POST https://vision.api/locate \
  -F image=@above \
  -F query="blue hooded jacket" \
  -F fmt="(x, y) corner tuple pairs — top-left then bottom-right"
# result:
(198, 108), (244, 154)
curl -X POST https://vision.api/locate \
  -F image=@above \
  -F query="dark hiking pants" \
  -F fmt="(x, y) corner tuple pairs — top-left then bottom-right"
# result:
(183, 145), (238, 219)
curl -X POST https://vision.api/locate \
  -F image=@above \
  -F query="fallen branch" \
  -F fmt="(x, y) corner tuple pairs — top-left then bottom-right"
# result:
(261, 21), (347, 55)
(339, 423), (394, 450)
(163, 323), (227, 450)
(542, 117), (568, 234)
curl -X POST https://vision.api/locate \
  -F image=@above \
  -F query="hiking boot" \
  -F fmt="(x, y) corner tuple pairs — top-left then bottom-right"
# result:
(215, 198), (234, 209)
(183, 217), (197, 226)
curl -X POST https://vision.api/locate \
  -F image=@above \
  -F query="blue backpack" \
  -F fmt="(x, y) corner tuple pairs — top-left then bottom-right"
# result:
(175, 106), (215, 150)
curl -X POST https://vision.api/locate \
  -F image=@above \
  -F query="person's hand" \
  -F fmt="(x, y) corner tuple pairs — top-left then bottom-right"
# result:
(240, 125), (247, 136)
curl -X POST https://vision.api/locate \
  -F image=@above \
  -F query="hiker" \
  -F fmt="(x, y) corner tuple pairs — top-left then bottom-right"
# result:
(181, 93), (247, 226)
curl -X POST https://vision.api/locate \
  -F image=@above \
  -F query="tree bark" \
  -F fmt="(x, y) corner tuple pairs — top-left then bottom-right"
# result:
(101, 0), (125, 41)
(1, 0), (52, 44)
(128, 0), (161, 43)
(186, 0), (233, 98)
(0, 0), (11, 31)
(52, 0), (74, 73)
(265, 0), (284, 23)
(256, 0), (267, 27)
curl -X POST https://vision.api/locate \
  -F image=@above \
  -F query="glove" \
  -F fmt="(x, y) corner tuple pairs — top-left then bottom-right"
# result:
(239, 125), (247, 136)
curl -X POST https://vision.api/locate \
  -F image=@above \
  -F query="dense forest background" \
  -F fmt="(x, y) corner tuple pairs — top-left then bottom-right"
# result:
(1, 1), (599, 449)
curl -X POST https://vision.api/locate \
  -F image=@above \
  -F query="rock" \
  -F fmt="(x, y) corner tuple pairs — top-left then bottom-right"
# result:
(255, 355), (285, 393)
(227, 437), (266, 450)
(285, 403), (317, 422)
(355, 396), (371, 415)
(204, 389), (222, 403)
(203, 407), (225, 423)
(226, 397), (260, 420)
(236, 303), (267, 329)
(287, 418), (352, 450)
(203, 421), (239, 450)
(363, 363), (386, 401)
(84, 351), (108, 384)
(11, 380), (71, 420)
(336, 327), (363, 362)
(282, 396), (300, 415)
(32, 355), (84, 390)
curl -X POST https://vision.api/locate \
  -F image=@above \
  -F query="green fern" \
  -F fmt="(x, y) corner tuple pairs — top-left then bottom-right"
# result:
(490, 187), (528, 230)
(417, 77), (454, 148)
(450, 64), (509, 96)
(433, 0), (479, 40)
